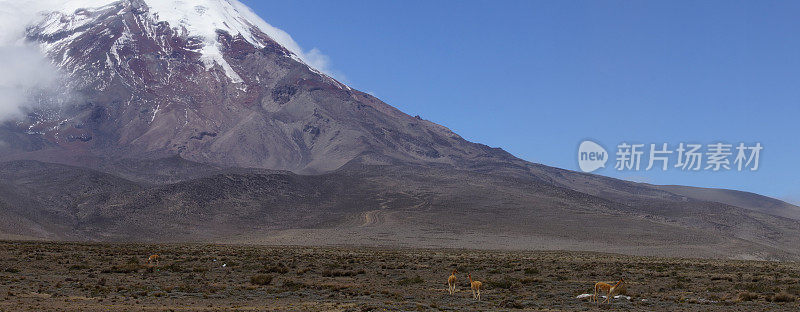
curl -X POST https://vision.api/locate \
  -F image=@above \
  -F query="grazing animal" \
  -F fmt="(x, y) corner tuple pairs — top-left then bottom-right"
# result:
(447, 269), (458, 294)
(468, 273), (482, 301)
(147, 254), (160, 265)
(594, 277), (625, 304)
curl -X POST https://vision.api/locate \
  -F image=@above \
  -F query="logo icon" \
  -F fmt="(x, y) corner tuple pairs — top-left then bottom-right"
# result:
(578, 140), (608, 173)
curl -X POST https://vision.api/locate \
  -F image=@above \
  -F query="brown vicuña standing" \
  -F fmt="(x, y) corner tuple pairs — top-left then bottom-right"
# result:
(147, 254), (160, 265)
(593, 277), (625, 304)
(447, 269), (458, 294)
(468, 273), (482, 301)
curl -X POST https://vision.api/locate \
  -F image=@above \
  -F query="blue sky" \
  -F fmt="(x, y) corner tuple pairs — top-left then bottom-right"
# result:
(242, 0), (800, 203)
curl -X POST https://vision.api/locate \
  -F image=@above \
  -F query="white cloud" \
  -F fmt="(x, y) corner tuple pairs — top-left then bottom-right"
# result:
(0, 0), (64, 122)
(228, 0), (343, 81)
(0, 45), (64, 122)
(0, 0), (115, 43)
(304, 48), (332, 75)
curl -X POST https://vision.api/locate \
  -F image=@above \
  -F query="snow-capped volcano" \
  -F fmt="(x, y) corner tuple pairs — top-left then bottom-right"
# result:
(1, 0), (482, 173)
(26, 0), (331, 83)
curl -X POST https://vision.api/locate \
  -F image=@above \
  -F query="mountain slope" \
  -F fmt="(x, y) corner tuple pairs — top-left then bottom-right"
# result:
(654, 185), (800, 221)
(2, 159), (799, 260)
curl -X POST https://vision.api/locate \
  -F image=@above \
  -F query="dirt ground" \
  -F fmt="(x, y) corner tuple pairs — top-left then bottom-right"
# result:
(0, 241), (798, 311)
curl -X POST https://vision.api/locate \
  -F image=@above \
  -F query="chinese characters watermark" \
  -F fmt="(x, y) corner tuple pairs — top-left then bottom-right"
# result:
(578, 140), (762, 173)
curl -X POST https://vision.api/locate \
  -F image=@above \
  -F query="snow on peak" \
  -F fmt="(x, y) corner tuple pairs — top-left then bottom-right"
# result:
(139, 0), (338, 82)
(146, 0), (262, 47)
(3, 0), (338, 83)
(146, 0), (264, 82)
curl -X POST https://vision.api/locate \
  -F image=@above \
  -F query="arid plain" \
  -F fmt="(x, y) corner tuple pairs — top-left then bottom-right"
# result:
(1, 241), (798, 311)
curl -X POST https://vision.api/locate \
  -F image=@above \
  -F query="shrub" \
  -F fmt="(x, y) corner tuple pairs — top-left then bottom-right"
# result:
(771, 292), (796, 303)
(524, 267), (539, 275)
(487, 279), (515, 289)
(500, 298), (524, 309)
(520, 277), (541, 285)
(281, 280), (306, 291)
(109, 263), (140, 273)
(737, 282), (774, 293)
(321, 269), (360, 277)
(165, 263), (184, 273)
(737, 291), (759, 302)
(398, 276), (424, 286)
(178, 283), (200, 293)
(260, 264), (288, 274)
(250, 274), (273, 286)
